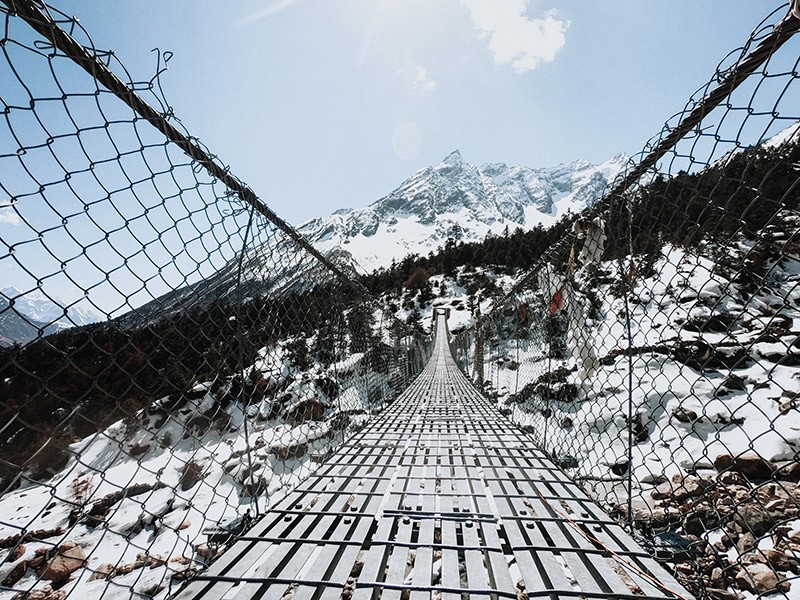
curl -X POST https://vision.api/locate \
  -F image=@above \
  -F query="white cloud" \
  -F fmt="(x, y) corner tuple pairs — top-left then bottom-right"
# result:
(412, 66), (437, 91)
(460, 0), (569, 73)
(0, 207), (20, 226)
(236, 0), (301, 28)
(397, 65), (437, 91)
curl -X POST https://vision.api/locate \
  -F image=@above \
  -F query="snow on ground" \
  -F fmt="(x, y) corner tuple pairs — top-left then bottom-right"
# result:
(474, 232), (800, 486)
(461, 219), (800, 597)
(0, 332), (414, 599)
(387, 266), (521, 336)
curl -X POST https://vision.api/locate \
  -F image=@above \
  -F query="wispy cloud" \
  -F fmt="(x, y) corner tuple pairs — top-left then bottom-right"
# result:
(236, 0), (301, 28)
(0, 207), (20, 226)
(397, 65), (437, 91)
(460, 0), (569, 73)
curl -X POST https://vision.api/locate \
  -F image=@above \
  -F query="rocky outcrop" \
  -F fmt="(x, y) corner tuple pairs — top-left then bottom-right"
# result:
(637, 468), (800, 597)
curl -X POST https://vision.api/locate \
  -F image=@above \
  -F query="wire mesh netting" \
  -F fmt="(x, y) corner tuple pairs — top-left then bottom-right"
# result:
(0, 2), (431, 598)
(452, 5), (800, 599)
(3, 0), (800, 599)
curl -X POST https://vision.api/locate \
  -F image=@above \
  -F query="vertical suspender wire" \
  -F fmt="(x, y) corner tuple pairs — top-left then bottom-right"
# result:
(621, 189), (636, 532)
(235, 205), (260, 517)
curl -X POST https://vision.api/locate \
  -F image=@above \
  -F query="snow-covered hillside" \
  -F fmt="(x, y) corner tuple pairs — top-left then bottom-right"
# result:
(0, 324), (428, 599)
(299, 151), (629, 272)
(464, 214), (800, 597)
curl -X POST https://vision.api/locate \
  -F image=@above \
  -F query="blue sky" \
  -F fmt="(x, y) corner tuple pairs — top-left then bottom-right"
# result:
(39, 0), (778, 226)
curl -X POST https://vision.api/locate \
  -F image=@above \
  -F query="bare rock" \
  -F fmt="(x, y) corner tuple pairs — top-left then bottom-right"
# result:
(88, 563), (116, 581)
(763, 497), (786, 513)
(8, 544), (26, 562)
(715, 453), (775, 480)
(764, 548), (797, 572)
(705, 589), (738, 600)
(735, 562), (789, 594)
(171, 567), (199, 581)
(128, 442), (151, 456)
(672, 475), (707, 501)
(269, 442), (308, 460)
(775, 461), (800, 482)
(39, 543), (86, 584)
(0, 528), (66, 550)
(672, 407), (698, 423)
(733, 503), (774, 537)
(285, 399), (326, 426)
(718, 470), (746, 486)
(651, 482), (672, 500)
(194, 543), (219, 562)
(11, 586), (67, 600)
(2, 561), (27, 587)
(737, 532), (757, 553)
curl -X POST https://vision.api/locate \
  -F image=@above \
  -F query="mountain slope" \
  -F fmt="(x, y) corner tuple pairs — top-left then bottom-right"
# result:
(0, 287), (101, 347)
(299, 150), (629, 272)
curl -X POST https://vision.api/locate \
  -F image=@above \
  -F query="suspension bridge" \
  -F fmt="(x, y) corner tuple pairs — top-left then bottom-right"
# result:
(1, 2), (799, 599)
(173, 312), (688, 600)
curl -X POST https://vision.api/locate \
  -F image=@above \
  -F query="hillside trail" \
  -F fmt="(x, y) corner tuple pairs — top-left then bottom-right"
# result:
(173, 311), (691, 600)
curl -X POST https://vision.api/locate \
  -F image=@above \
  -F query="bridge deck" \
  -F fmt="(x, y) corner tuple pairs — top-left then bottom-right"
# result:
(174, 315), (690, 600)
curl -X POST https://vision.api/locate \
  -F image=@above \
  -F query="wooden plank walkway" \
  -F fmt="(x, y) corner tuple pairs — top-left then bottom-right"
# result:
(174, 313), (691, 600)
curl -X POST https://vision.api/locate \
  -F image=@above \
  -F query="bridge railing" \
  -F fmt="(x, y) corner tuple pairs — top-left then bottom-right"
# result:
(0, 2), (431, 597)
(454, 4), (800, 598)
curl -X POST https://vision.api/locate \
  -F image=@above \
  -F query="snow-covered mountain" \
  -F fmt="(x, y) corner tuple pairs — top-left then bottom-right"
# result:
(299, 150), (629, 272)
(112, 151), (627, 328)
(0, 287), (102, 346)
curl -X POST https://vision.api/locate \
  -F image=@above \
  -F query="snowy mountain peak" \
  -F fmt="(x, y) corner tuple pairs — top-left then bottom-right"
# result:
(1, 286), (101, 329)
(440, 149), (464, 167)
(297, 151), (628, 273)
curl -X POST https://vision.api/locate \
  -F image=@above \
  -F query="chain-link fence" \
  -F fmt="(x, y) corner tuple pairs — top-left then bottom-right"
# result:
(454, 5), (800, 599)
(0, 2), (431, 598)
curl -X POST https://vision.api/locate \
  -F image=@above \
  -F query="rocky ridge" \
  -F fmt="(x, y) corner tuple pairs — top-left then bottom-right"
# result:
(298, 150), (629, 272)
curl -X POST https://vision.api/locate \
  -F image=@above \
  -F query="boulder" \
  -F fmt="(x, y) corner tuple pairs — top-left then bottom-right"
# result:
(718, 471), (746, 486)
(733, 503), (774, 537)
(8, 544), (25, 562)
(88, 563), (115, 581)
(39, 543), (86, 584)
(285, 399), (326, 426)
(762, 548), (797, 572)
(675, 475), (707, 501)
(735, 562), (789, 594)
(715, 453), (775, 480)
(775, 461), (800, 482)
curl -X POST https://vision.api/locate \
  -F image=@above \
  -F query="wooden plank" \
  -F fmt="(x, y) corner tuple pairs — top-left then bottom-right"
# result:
(294, 480), (390, 600)
(381, 507), (414, 600)
(410, 518), (435, 600)
(351, 516), (396, 600)
(440, 515), (462, 600)
(461, 517), (489, 599)
(503, 516), (572, 592)
(227, 514), (339, 600)
(480, 522), (516, 597)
